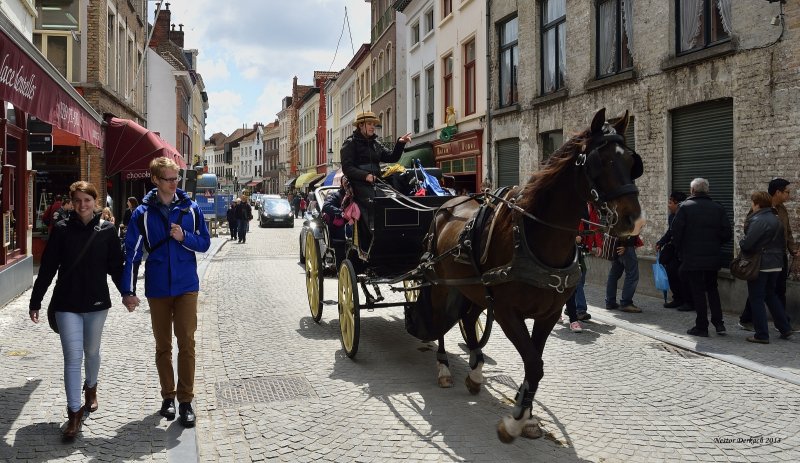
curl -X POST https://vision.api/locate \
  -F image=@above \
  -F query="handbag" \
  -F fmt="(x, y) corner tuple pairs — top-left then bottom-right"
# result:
(652, 251), (670, 301)
(47, 219), (106, 334)
(341, 200), (361, 223)
(729, 251), (761, 281)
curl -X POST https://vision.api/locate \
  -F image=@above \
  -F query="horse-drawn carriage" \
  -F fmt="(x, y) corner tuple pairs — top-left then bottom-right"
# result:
(302, 109), (643, 443)
(301, 181), (494, 359)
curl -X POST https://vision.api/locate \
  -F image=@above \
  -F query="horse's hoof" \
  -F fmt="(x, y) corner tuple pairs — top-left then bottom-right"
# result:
(522, 422), (543, 439)
(496, 421), (515, 444)
(464, 375), (481, 395)
(438, 376), (454, 388)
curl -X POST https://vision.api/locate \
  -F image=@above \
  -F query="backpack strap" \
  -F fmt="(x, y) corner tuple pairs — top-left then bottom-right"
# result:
(139, 206), (196, 253)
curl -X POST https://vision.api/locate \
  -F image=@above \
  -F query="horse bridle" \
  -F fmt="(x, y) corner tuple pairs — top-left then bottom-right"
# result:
(575, 132), (642, 228)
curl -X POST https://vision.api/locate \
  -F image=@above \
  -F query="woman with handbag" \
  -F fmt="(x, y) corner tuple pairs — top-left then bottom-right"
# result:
(739, 191), (792, 344)
(28, 181), (126, 440)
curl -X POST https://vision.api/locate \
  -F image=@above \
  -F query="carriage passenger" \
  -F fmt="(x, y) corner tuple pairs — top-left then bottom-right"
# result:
(341, 111), (412, 247)
(321, 180), (348, 241)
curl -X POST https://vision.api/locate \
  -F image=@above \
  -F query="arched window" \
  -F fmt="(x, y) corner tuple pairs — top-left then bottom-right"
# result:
(386, 43), (393, 72)
(378, 52), (384, 79)
(386, 107), (392, 140)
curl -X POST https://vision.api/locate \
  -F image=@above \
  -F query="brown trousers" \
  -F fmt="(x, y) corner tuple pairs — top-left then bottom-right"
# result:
(147, 292), (198, 403)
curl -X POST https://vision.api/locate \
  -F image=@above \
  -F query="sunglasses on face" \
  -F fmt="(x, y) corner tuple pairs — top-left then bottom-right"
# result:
(159, 176), (181, 183)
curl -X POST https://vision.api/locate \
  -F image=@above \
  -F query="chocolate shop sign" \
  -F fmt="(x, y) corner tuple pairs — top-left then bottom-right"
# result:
(0, 28), (102, 149)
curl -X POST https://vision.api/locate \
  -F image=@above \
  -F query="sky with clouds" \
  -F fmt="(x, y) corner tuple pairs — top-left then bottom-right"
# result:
(161, 0), (372, 137)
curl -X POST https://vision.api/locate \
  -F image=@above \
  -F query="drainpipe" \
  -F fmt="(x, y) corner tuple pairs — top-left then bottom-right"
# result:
(484, 0), (492, 189)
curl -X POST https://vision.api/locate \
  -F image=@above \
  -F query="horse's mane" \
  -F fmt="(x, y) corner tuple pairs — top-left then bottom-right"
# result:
(515, 128), (591, 211)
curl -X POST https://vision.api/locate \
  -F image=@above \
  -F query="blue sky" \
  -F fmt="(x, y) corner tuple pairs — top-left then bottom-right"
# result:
(163, 0), (372, 137)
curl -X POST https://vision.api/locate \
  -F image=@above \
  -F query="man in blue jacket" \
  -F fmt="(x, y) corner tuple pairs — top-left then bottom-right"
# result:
(121, 157), (210, 428)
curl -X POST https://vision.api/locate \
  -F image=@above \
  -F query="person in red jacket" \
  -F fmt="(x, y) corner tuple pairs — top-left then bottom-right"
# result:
(564, 202), (603, 332)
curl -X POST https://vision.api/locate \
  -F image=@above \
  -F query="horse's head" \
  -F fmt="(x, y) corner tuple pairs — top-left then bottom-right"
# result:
(577, 108), (642, 237)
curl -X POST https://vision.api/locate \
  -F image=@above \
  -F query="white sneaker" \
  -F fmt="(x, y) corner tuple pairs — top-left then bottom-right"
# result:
(569, 321), (583, 333)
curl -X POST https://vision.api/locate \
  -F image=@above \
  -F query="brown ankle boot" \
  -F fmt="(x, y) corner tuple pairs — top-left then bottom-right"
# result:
(62, 406), (85, 440)
(84, 383), (98, 412)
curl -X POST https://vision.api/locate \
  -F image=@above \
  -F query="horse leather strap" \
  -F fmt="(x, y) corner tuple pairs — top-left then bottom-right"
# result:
(481, 216), (582, 293)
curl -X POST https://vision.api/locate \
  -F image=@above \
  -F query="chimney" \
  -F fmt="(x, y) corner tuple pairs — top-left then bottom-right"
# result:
(171, 23), (185, 48)
(149, 2), (172, 48)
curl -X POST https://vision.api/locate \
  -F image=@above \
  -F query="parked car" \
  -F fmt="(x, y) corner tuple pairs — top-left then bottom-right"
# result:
(259, 198), (294, 227)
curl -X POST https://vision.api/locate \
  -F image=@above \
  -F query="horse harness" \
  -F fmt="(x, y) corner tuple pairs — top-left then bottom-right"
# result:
(418, 130), (641, 296)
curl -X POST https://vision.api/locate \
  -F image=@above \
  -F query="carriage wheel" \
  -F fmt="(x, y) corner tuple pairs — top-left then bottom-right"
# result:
(304, 232), (324, 323)
(459, 306), (494, 349)
(337, 259), (360, 358)
(403, 279), (421, 303)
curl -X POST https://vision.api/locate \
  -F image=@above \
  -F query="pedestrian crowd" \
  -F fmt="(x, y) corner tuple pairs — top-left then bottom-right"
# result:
(566, 176), (796, 346)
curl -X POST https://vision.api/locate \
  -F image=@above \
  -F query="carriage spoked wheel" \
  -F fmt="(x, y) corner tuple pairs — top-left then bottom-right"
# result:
(403, 279), (421, 303)
(304, 232), (324, 323)
(459, 305), (494, 349)
(337, 259), (360, 358)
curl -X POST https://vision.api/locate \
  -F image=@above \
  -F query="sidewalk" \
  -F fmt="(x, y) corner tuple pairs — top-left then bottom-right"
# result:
(0, 237), (226, 463)
(579, 283), (800, 385)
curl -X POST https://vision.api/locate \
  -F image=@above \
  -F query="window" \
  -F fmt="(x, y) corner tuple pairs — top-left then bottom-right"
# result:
(425, 66), (435, 129)
(443, 0), (453, 18)
(107, 13), (114, 85)
(596, 0), (633, 78)
(117, 24), (125, 92)
(499, 15), (519, 107)
(541, 0), (566, 94)
(412, 76), (421, 133)
(676, 0), (731, 54)
(463, 40), (476, 116)
(425, 9), (435, 34)
(443, 54), (453, 121)
(541, 130), (564, 161)
(33, 0), (81, 81)
(411, 22), (420, 45)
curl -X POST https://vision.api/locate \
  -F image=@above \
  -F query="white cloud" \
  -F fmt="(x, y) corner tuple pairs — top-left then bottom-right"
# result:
(160, 0), (371, 135)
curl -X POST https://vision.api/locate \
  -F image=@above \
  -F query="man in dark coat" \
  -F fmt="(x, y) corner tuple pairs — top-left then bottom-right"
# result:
(226, 199), (239, 241)
(234, 196), (252, 243)
(341, 111), (411, 248)
(672, 178), (733, 337)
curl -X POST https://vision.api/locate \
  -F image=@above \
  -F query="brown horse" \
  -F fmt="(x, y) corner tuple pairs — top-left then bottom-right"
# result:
(423, 108), (642, 442)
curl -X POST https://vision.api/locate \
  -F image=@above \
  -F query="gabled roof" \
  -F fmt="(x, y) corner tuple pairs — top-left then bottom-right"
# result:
(224, 128), (253, 145)
(154, 42), (190, 71)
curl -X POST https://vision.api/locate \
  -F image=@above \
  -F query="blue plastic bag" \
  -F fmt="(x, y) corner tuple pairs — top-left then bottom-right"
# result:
(414, 159), (449, 196)
(652, 251), (670, 302)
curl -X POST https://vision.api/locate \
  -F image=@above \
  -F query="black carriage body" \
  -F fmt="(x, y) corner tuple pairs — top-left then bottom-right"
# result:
(360, 195), (452, 276)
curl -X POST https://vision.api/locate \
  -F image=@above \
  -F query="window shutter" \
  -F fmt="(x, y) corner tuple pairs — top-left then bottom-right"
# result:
(497, 138), (520, 187)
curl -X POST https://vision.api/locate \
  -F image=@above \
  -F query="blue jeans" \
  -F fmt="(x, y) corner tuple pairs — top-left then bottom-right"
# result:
(605, 247), (639, 306)
(56, 310), (109, 412)
(238, 220), (249, 242)
(747, 271), (791, 341)
(565, 269), (588, 321)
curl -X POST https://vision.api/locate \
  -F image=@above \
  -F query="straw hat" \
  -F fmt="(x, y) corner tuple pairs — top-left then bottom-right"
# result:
(353, 111), (380, 127)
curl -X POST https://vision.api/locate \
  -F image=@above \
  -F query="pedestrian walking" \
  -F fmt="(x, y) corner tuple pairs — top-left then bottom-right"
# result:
(42, 194), (62, 232)
(121, 157), (211, 428)
(564, 202), (602, 332)
(28, 181), (126, 441)
(227, 199), (239, 241)
(672, 178), (733, 337)
(605, 217), (646, 313)
(235, 196), (252, 243)
(292, 194), (301, 218)
(299, 197), (307, 217)
(738, 178), (798, 331)
(656, 191), (691, 309)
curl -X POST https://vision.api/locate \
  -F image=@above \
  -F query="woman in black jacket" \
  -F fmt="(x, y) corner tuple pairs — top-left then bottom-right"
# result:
(740, 191), (793, 344)
(29, 181), (125, 440)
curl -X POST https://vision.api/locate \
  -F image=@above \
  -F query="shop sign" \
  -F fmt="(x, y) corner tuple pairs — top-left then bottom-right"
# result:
(125, 171), (151, 180)
(0, 29), (102, 148)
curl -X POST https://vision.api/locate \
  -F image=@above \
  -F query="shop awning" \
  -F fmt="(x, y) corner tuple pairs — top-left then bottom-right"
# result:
(321, 170), (338, 186)
(105, 117), (186, 179)
(295, 172), (322, 188)
(283, 176), (298, 188)
(246, 180), (260, 187)
(398, 147), (434, 168)
(308, 173), (328, 188)
(0, 15), (103, 148)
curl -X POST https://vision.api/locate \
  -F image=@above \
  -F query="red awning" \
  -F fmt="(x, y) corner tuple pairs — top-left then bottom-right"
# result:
(0, 23), (103, 148)
(246, 180), (261, 187)
(105, 117), (186, 179)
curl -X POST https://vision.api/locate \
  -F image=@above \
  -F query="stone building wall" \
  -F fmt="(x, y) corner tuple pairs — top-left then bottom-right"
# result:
(487, 0), (799, 256)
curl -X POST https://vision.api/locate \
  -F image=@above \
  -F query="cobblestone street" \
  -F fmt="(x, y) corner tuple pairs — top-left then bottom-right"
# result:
(1, 217), (798, 462)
